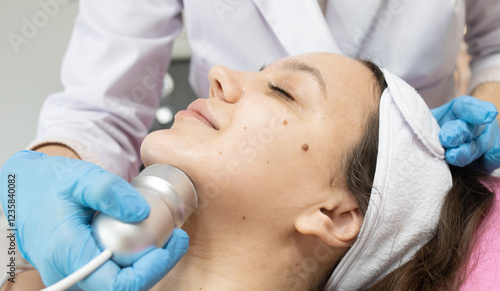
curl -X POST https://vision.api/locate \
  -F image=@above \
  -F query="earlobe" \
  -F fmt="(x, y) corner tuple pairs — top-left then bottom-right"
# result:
(295, 205), (363, 248)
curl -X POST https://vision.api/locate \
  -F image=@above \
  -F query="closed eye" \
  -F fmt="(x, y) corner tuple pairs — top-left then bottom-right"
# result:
(267, 82), (295, 101)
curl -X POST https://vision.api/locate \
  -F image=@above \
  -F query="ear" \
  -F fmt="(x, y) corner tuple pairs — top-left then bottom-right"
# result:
(294, 193), (363, 247)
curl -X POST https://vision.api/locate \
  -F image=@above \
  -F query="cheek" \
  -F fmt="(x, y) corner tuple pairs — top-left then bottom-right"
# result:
(220, 106), (292, 166)
(212, 119), (312, 197)
(204, 133), (333, 220)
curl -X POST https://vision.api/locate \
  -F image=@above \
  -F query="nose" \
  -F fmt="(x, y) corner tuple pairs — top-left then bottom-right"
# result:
(208, 66), (245, 103)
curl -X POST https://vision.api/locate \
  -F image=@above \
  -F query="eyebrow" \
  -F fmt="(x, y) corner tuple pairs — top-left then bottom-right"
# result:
(260, 60), (327, 97)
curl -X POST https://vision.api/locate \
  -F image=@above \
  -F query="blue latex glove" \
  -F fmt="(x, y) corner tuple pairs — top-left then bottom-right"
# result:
(0, 150), (189, 290)
(431, 95), (500, 172)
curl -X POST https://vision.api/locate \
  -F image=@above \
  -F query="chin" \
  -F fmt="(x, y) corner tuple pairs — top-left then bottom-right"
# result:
(140, 130), (171, 167)
(140, 129), (203, 174)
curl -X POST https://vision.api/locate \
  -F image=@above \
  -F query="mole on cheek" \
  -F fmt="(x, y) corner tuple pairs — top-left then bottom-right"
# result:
(282, 120), (288, 126)
(302, 144), (309, 151)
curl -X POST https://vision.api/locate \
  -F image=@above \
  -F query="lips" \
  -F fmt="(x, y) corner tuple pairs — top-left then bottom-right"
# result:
(184, 99), (219, 130)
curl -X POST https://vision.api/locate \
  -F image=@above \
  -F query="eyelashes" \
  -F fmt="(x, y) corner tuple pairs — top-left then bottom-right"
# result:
(267, 82), (295, 101)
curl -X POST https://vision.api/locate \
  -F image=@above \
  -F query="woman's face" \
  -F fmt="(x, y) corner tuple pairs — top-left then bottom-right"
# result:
(141, 52), (378, 228)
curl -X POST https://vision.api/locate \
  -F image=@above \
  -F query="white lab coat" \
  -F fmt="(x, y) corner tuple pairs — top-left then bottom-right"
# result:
(30, 0), (500, 181)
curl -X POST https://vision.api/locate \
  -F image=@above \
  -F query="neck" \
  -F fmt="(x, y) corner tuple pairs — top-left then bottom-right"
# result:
(151, 215), (332, 290)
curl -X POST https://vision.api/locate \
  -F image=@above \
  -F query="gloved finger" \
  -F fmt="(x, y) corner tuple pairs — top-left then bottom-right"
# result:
(439, 119), (486, 148)
(76, 229), (188, 291)
(113, 229), (189, 291)
(1, 150), (149, 223)
(451, 95), (498, 125)
(40, 224), (110, 288)
(55, 158), (151, 223)
(430, 103), (453, 127)
(445, 129), (492, 167)
(45, 228), (187, 290)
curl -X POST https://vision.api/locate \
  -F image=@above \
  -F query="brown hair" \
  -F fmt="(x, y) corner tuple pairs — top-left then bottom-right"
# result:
(339, 60), (496, 290)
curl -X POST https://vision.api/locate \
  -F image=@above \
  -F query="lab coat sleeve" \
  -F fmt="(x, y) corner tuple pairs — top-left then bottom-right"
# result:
(28, 0), (183, 181)
(465, 0), (500, 93)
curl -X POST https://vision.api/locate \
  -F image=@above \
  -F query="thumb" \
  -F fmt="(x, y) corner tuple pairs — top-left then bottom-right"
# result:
(451, 95), (498, 125)
(114, 229), (189, 291)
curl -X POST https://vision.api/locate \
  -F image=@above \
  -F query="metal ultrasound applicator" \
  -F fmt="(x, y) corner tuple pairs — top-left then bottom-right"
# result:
(41, 164), (198, 291)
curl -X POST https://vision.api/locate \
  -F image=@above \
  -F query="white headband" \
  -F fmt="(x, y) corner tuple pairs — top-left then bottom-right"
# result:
(325, 69), (453, 290)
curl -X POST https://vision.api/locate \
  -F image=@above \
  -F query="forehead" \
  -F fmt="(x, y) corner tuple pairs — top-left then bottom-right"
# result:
(267, 53), (378, 109)
(283, 53), (379, 116)
(292, 53), (376, 96)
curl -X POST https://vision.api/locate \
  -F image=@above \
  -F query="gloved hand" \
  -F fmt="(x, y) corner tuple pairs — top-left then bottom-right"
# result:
(431, 95), (500, 172)
(0, 150), (188, 290)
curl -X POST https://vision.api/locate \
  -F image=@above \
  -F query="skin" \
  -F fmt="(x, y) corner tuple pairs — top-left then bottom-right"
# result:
(6, 53), (498, 290)
(140, 52), (378, 290)
(4, 52), (378, 290)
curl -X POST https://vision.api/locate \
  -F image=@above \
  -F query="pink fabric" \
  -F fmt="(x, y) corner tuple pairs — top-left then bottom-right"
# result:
(461, 179), (500, 290)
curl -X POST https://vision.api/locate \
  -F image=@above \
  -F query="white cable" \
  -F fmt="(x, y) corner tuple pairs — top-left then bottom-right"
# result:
(40, 249), (113, 291)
